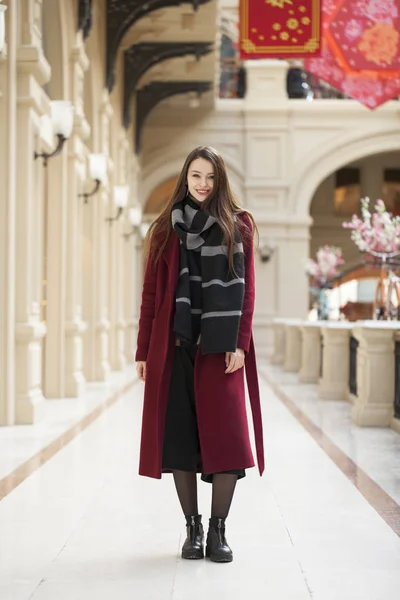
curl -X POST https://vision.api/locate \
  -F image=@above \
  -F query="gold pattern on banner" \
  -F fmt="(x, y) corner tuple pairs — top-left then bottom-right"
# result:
(265, 0), (293, 8)
(242, 39), (256, 52)
(301, 16), (311, 25)
(272, 23), (282, 30)
(304, 38), (320, 52)
(280, 31), (289, 40)
(287, 18), (299, 29)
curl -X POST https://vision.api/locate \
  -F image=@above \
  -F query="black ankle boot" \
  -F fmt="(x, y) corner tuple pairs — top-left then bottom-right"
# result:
(206, 517), (233, 563)
(181, 515), (204, 560)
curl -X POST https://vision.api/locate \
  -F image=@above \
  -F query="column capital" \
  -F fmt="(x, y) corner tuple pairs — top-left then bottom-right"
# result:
(70, 43), (90, 72)
(321, 322), (352, 342)
(352, 321), (400, 346)
(301, 322), (322, 334)
(17, 45), (51, 86)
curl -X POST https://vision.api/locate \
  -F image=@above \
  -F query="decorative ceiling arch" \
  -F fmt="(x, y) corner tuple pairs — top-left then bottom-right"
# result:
(78, 0), (93, 39)
(135, 80), (213, 153)
(144, 176), (179, 214)
(123, 41), (213, 128)
(106, 0), (213, 91)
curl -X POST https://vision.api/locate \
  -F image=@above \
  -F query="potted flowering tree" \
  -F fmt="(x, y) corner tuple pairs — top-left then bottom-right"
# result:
(342, 198), (400, 319)
(305, 246), (344, 320)
(342, 197), (400, 258)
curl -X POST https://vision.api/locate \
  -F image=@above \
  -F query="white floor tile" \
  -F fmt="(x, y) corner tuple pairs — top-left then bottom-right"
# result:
(0, 364), (399, 600)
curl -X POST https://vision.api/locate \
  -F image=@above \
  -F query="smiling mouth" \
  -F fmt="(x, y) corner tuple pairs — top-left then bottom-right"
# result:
(196, 190), (209, 194)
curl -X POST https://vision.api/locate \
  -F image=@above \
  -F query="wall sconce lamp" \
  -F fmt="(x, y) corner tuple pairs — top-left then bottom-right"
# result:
(0, 1), (7, 53)
(106, 185), (129, 224)
(258, 239), (277, 263)
(34, 101), (75, 166)
(188, 92), (201, 109)
(79, 153), (107, 203)
(139, 222), (151, 240)
(123, 206), (143, 240)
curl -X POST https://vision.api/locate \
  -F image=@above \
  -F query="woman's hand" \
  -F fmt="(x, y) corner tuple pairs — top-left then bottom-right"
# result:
(225, 348), (245, 374)
(136, 361), (147, 382)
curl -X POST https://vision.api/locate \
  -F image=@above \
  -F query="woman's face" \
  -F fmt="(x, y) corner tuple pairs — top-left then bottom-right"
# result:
(187, 157), (215, 203)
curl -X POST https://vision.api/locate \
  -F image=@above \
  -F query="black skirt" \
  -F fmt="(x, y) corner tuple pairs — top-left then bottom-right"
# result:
(162, 343), (245, 484)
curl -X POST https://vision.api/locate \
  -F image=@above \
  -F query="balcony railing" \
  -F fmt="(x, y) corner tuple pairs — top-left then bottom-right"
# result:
(286, 67), (347, 100)
(394, 340), (400, 419)
(219, 61), (348, 100)
(219, 58), (246, 99)
(349, 335), (359, 397)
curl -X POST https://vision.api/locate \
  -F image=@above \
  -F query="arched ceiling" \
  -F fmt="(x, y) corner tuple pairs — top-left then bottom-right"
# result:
(77, 0), (218, 153)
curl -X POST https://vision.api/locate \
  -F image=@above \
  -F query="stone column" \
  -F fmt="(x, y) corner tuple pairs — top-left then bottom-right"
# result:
(64, 43), (90, 396)
(14, 1), (51, 420)
(299, 322), (322, 383)
(243, 59), (309, 351)
(123, 229), (137, 363)
(271, 318), (286, 365)
(83, 92), (112, 382)
(352, 322), (400, 427)
(108, 131), (128, 371)
(0, 0), (17, 425)
(124, 157), (141, 363)
(244, 59), (288, 105)
(108, 203), (127, 371)
(283, 320), (302, 373)
(318, 323), (352, 400)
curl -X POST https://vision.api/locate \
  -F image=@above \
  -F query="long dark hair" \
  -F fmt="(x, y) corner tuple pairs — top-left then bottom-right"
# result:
(146, 146), (258, 272)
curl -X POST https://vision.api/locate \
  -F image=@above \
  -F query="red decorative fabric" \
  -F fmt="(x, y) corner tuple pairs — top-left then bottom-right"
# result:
(304, 0), (400, 108)
(239, 0), (322, 59)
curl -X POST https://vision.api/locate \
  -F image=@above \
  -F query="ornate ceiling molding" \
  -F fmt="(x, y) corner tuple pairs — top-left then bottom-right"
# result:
(135, 80), (212, 153)
(78, 0), (93, 40)
(106, 0), (213, 91)
(123, 41), (213, 128)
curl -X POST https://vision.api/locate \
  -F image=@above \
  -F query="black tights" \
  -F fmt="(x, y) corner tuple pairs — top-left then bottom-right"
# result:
(172, 470), (238, 519)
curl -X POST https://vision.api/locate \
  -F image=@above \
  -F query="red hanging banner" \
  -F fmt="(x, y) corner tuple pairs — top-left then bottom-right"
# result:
(239, 0), (322, 60)
(304, 0), (400, 109)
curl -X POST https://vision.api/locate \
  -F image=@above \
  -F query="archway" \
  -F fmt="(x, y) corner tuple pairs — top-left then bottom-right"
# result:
(308, 148), (400, 320)
(144, 176), (178, 215)
(291, 129), (400, 217)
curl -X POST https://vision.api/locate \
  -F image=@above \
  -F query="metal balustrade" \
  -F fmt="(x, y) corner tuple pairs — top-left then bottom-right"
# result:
(349, 335), (359, 397)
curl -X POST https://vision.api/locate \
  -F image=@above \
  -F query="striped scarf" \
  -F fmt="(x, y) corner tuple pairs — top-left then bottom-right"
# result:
(172, 196), (245, 355)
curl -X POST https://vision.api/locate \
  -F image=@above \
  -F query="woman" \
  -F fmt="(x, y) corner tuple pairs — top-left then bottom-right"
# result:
(136, 146), (264, 563)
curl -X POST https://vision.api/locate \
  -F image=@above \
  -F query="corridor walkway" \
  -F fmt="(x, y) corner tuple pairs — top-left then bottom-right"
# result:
(1, 363), (400, 600)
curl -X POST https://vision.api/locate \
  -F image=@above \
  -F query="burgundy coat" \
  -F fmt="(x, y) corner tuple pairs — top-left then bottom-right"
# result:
(135, 213), (264, 479)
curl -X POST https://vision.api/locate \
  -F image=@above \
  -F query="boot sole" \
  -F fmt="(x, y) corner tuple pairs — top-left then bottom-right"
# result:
(181, 551), (204, 560)
(205, 547), (233, 563)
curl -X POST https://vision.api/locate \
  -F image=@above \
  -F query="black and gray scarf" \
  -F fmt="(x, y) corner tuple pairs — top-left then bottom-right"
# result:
(172, 196), (245, 354)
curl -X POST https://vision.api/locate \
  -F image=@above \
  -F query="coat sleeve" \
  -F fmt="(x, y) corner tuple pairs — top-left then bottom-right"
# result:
(237, 213), (256, 354)
(135, 252), (159, 362)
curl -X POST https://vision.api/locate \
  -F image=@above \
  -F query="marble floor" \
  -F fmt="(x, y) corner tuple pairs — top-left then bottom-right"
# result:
(1, 361), (400, 600)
